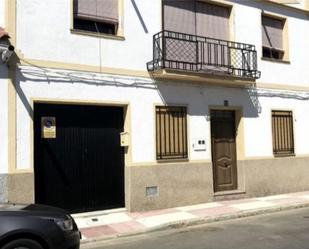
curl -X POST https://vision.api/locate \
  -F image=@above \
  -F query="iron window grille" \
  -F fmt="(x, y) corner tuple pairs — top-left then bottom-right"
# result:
(156, 106), (188, 160)
(272, 111), (295, 156)
(147, 30), (261, 80)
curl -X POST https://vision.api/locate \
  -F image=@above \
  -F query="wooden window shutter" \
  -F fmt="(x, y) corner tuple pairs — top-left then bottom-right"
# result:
(163, 0), (230, 40)
(73, 0), (119, 24)
(163, 1), (197, 67)
(163, 0), (196, 35)
(196, 2), (230, 40)
(262, 16), (283, 50)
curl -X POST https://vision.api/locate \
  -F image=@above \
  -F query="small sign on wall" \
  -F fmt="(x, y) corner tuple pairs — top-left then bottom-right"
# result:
(192, 138), (207, 151)
(41, 117), (56, 139)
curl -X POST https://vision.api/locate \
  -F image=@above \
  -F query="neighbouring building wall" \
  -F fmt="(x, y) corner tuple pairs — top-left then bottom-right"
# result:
(0, 0), (8, 203)
(0, 65), (9, 202)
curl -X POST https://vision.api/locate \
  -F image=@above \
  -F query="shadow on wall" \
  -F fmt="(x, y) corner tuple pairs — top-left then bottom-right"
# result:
(0, 65), (8, 79)
(230, 0), (308, 20)
(131, 0), (148, 33)
(155, 81), (261, 119)
(14, 64), (158, 121)
(14, 64), (263, 124)
(0, 54), (37, 123)
(14, 65), (309, 127)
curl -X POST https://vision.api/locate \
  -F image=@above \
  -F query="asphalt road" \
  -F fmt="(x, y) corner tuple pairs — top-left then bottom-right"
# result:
(83, 207), (309, 249)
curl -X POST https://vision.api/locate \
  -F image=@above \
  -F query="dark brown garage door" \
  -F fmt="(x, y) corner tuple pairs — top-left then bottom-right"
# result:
(34, 103), (125, 213)
(211, 110), (237, 192)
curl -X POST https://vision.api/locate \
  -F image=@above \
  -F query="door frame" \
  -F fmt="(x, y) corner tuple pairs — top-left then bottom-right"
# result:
(31, 98), (131, 210)
(209, 106), (244, 193)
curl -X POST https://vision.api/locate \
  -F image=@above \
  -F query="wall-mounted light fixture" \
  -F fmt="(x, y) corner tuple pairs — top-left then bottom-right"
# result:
(0, 27), (15, 64)
(0, 45), (15, 64)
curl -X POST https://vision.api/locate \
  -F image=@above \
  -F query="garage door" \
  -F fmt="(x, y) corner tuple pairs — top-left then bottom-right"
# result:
(34, 103), (125, 213)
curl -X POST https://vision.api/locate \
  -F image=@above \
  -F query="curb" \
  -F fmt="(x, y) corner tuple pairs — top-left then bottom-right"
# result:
(81, 201), (309, 245)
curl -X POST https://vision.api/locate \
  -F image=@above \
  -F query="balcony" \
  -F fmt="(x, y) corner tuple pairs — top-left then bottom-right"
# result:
(147, 30), (261, 82)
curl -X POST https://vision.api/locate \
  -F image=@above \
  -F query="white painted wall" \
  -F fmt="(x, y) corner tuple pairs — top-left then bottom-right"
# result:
(244, 92), (309, 157)
(15, 0), (309, 87)
(16, 0), (160, 71)
(0, 65), (8, 174)
(9, 0), (309, 169)
(234, 1), (309, 87)
(15, 66), (309, 170)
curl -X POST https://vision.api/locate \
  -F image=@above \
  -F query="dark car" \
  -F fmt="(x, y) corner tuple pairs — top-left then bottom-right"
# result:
(0, 203), (80, 249)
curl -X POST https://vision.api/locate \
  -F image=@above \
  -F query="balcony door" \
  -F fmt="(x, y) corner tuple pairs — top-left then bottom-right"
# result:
(163, 0), (231, 72)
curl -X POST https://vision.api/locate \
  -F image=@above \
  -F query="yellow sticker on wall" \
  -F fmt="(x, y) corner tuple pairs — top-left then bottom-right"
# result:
(41, 117), (56, 139)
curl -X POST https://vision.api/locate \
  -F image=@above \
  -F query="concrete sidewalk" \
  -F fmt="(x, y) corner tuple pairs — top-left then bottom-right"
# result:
(74, 191), (309, 243)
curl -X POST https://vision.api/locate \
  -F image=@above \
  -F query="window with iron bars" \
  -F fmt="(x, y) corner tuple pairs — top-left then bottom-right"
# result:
(272, 111), (294, 156)
(156, 106), (188, 160)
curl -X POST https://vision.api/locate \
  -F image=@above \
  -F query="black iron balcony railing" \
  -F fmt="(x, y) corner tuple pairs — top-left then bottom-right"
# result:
(147, 30), (261, 80)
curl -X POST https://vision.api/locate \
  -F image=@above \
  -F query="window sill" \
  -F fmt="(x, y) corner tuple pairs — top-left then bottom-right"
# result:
(70, 29), (125, 41)
(261, 57), (290, 64)
(157, 158), (189, 164)
(214, 189), (246, 197)
(274, 153), (295, 158)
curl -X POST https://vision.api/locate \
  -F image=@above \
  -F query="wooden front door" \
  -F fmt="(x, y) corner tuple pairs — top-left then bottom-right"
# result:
(211, 110), (237, 192)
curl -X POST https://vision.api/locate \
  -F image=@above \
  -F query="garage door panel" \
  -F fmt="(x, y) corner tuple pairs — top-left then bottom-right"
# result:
(34, 104), (125, 213)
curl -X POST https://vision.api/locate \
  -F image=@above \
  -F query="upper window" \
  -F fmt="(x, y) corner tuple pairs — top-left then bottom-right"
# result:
(262, 15), (285, 60)
(272, 111), (294, 157)
(155, 106), (188, 160)
(163, 0), (230, 40)
(73, 0), (119, 35)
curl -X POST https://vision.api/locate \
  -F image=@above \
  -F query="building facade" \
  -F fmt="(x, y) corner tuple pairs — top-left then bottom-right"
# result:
(1, 0), (309, 213)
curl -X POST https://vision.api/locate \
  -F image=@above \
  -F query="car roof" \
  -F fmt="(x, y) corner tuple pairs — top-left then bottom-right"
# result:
(0, 204), (27, 210)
